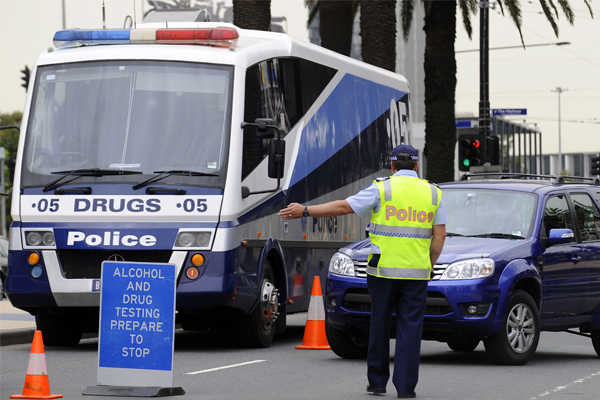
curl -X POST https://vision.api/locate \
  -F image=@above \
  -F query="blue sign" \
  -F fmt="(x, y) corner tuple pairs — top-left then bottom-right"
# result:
(455, 120), (473, 128)
(98, 262), (176, 375)
(492, 109), (527, 116)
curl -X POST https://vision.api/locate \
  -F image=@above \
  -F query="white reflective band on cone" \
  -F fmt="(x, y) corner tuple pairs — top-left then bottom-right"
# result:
(307, 295), (325, 321)
(26, 353), (48, 375)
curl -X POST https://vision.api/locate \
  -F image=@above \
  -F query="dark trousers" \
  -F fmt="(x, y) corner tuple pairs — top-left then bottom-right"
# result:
(366, 274), (428, 395)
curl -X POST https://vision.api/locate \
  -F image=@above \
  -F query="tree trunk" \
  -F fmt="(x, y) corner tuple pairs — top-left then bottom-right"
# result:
(233, 0), (271, 31)
(360, 0), (397, 72)
(319, 0), (354, 57)
(423, 0), (456, 183)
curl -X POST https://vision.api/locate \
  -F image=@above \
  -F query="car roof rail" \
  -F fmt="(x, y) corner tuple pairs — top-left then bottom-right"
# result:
(459, 172), (600, 185)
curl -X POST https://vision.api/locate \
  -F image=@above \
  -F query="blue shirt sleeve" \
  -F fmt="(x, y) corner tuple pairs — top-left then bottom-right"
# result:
(346, 183), (380, 218)
(433, 198), (448, 225)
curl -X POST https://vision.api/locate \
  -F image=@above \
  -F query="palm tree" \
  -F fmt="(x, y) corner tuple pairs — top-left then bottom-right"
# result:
(360, 0), (397, 72)
(399, 0), (592, 183)
(305, 0), (358, 57)
(233, 0), (271, 31)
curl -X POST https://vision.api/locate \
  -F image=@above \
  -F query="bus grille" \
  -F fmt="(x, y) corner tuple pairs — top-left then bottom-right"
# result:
(56, 250), (173, 279)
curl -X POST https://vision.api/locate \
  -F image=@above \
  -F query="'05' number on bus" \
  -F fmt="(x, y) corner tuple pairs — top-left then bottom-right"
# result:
(34, 199), (59, 212)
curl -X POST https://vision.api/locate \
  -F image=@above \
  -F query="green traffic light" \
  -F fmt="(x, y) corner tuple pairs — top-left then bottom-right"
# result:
(463, 159), (470, 167)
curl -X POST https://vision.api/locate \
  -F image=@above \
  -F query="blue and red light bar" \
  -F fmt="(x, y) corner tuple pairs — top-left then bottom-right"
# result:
(53, 27), (239, 49)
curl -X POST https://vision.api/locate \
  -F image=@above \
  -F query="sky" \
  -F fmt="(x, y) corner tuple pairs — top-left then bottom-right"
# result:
(0, 0), (598, 156)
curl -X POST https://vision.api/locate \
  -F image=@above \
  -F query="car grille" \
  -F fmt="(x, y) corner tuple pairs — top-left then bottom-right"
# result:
(341, 288), (452, 316)
(353, 260), (449, 281)
(56, 250), (173, 279)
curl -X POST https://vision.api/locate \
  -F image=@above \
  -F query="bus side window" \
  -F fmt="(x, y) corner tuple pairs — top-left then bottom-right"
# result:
(241, 58), (337, 181)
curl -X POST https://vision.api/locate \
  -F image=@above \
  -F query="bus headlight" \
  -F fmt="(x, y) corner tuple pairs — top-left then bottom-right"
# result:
(25, 231), (55, 248)
(440, 258), (494, 280)
(329, 252), (355, 277)
(175, 231), (212, 248)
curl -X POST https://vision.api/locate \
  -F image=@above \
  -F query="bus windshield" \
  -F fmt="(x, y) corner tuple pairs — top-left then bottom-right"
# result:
(22, 60), (233, 189)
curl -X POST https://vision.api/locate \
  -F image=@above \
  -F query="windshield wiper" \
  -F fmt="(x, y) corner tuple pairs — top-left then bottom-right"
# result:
(445, 232), (465, 237)
(471, 233), (525, 240)
(44, 168), (142, 192)
(132, 170), (218, 190)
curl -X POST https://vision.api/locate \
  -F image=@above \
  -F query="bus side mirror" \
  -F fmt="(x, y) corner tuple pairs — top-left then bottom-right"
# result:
(268, 139), (285, 179)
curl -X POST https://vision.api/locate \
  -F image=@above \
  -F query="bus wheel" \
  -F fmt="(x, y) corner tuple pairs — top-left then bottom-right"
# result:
(483, 290), (540, 365)
(36, 308), (84, 346)
(234, 261), (279, 348)
(325, 323), (368, 359)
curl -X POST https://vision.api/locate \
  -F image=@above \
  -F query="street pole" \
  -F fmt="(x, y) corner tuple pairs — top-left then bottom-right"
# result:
(62, 0), (66, 29)
(552, 87), (569, 174)
(479, 2), (490, 141)
(0, 147), (5, 238)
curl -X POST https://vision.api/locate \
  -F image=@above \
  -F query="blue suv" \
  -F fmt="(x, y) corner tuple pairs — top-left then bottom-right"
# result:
(325, 174), (600, 365)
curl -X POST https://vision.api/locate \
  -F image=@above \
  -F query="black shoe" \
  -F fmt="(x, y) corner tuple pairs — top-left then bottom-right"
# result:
(366, 386), (386, 395)
(397, 393), (416, 398)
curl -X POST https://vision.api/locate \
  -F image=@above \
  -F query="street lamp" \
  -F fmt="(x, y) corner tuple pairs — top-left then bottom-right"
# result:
(551, 87), (569, 174)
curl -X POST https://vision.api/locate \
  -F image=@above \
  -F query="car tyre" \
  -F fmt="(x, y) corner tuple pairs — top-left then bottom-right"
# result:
(36, 308), (85, 346)
(233, 261), (279, 348)
(447, 339), (480, 352)
(484, 289), (540, 365)
(591, 330), (600, 357)
(325, 322), (368, 359)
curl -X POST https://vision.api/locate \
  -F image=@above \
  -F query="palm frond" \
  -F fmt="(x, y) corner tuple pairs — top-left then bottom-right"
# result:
(538, 0), (560, 37)
(458, 0), (478, 39)
(556, 0), (576, 25)
(583, 0), (594, 18)
(401, 0), (415, 40)
(547, 0), (560, 19)
(306, 0), (319, 28)
(501, 0), (525, 47)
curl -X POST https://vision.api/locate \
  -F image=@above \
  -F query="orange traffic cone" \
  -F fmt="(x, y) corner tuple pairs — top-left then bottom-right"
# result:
(296, 276), (331, 350)
(11, 330), (63, 399)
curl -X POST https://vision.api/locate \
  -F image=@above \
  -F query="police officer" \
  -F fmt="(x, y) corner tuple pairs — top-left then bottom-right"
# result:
(279, 144), (447, 398)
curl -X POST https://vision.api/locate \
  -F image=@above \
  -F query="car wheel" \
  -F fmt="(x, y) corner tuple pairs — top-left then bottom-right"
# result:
(447, 338), (480, 352)
(36, 308), (85, 346)
(325, 322), (368, 359)
(591, 330), (600, 357)
(233, 261), (279, 348)
(484, 289), (540, 365)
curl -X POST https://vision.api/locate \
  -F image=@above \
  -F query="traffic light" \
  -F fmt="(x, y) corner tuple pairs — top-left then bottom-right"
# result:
(486, 135), (500, 165)
(591, 153), (600, 176)
(458, 134), (485, 171)
(21, 66), (30, 92)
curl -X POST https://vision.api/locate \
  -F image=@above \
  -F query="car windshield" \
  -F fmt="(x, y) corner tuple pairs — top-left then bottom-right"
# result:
(21, 60), (233, 189)
(444, 189), (537, 239)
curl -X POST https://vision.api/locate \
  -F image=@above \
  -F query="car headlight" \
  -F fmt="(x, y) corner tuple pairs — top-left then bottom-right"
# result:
(440, 258), (494, 280)
(329, 252), (355, 276)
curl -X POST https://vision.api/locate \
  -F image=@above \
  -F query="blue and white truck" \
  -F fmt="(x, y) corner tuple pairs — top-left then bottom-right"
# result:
(6, 9), (413, 347)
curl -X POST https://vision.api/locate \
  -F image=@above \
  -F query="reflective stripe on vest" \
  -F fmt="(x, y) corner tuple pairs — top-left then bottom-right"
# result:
(366, 265), (430, 279)
(369, 223), (433, 239)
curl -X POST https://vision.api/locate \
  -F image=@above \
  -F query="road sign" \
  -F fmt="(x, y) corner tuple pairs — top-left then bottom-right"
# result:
(97, 261), (177, 388)
(492, 109), (527, 116)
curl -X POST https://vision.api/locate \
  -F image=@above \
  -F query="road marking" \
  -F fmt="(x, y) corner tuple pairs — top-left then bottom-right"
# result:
(530, 371), (600, 399)
(186, 360), (267, 375)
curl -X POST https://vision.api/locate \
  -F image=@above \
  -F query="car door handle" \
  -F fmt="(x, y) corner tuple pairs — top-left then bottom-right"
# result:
(572, 255), (582, 263)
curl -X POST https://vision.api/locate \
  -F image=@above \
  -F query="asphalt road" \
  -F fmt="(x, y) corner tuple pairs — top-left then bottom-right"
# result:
(1, 314), (599, 400)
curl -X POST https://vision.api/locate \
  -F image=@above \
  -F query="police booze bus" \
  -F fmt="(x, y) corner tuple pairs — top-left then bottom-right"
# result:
(6, 9), (413, 347)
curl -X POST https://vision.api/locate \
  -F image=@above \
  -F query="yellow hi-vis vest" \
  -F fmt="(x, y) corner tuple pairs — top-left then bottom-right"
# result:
(367, 176), (442, 280)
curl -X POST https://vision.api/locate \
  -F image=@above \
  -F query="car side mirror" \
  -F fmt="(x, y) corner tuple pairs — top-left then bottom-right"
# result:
(547, 228), (574, 246)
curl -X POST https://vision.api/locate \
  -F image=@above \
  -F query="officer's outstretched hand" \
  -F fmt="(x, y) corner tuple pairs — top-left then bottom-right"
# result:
(279, 203), (303, 220)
